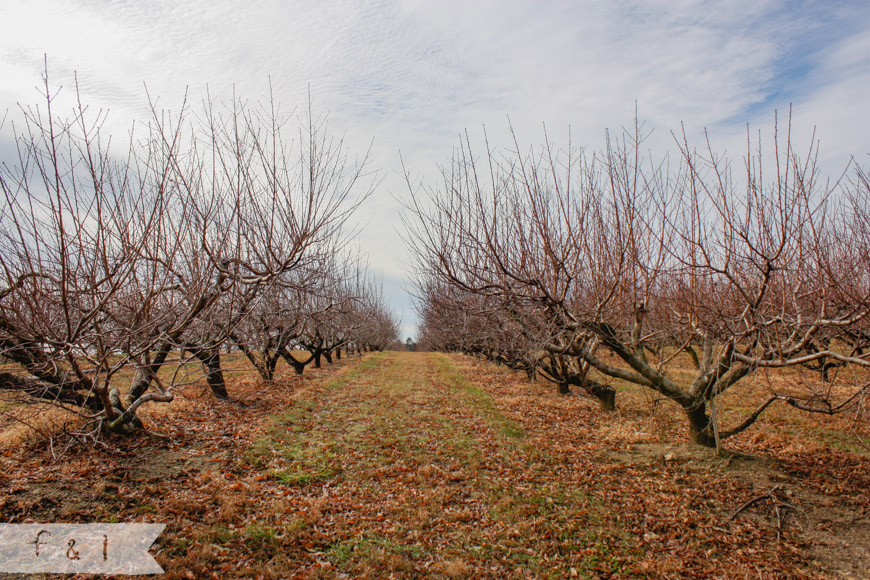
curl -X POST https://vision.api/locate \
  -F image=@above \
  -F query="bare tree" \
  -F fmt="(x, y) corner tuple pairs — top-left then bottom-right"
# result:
(407, 117), (870, 446)
(0, 73), (188, 434)
(0, 73), (375, 436)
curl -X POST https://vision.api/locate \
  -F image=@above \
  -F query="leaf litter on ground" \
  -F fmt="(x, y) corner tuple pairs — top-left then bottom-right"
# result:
(1, 351), (868, 579)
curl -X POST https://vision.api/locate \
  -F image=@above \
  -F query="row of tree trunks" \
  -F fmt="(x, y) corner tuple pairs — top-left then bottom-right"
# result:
(409, 118), (870, 448)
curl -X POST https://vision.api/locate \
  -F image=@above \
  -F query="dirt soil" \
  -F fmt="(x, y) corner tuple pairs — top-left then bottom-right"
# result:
(1, 351), (868, 579)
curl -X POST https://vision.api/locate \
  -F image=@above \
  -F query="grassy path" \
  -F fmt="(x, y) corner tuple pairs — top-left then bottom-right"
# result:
(240, 351), (631, 579)
(4, 350), (863, 579)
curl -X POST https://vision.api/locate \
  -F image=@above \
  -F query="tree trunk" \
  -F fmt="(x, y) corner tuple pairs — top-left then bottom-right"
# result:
(128, 343), (172, 404)
(555, 372), (617, 411)
(280, 349), (313, 375)
(585, 380), (617, 412)
(265, 356), (278, 382)
(525, 366), (536, 382)
(0, 372), (103, 411)
(194, 346), (228, 399)
(323, 350), (333, 364)
(234, 341), (273, 382)
(313, 349), (322, 368)
(335, 348), (342, 361)
(685, 403), (715, 447)
(106, 388), (143, 435)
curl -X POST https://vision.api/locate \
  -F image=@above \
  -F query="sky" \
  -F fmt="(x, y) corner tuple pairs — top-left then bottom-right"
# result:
(1, 0), (869, 339)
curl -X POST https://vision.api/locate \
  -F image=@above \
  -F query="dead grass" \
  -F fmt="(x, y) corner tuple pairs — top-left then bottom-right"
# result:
(0, 350), (322, 449)
(584, 348), (870, 455)
(0, 400), (89, 449)
(462, 352), (869, 580)
(1, 350), (867, 579)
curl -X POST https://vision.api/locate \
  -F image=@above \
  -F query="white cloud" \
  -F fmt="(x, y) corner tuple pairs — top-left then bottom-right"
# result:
(2, 0), (869, 335)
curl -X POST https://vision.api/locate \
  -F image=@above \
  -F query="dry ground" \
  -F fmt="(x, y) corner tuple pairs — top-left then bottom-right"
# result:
(1, 351), (868, 579)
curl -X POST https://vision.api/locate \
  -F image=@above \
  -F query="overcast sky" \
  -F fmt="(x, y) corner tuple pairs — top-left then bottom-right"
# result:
(2, 0), (869, 338)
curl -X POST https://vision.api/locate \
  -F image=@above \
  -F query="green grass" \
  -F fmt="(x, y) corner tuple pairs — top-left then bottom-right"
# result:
(432, 354), (527, 443)
(244, 523), (279, 550)
(328, 534), (425, 565)
(199, 524), (234, 545)
(241, 351), (638, 577)
(243, 437), (276, 468)
(271, 463), (338, 486)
